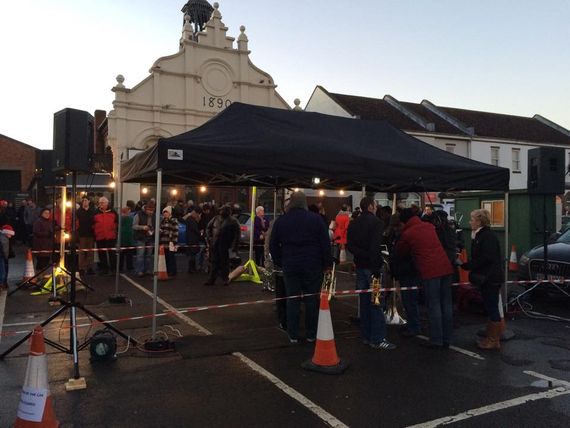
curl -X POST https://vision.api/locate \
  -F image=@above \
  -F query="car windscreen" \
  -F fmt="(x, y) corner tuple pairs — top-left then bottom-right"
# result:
(556, 229), (570, 244)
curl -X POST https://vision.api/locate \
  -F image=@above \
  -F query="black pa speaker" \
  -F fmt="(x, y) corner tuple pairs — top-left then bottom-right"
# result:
(527, 146), (565, 194)
(53, 108), (94, 172)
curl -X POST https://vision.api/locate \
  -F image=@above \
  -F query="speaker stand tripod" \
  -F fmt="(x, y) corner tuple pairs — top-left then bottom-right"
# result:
(0, 172), (137, 390)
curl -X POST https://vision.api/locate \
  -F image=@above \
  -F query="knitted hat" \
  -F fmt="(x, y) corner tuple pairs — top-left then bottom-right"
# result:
(162, 206), (172, 215)
(288, 191), (307, 210)
(1, 224), (15, 237)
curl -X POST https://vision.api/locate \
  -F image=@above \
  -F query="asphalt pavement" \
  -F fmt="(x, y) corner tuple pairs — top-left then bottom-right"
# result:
(1, 246), (570, 427)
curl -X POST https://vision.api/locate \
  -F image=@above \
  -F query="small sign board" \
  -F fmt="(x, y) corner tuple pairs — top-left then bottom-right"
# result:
(167, 149), (183, 160)
(17, 387), (48, 422)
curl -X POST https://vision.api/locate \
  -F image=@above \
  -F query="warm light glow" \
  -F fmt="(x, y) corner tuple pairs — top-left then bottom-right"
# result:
(319, 190), (325, 196)
(63, 233), (70, 240)
(293, 188), (299, 192)
(109, 181), (116, 189)
(171, 189), (178, 196)
(339, 190), (345, 195)
(65, 201), (72, 208)
(200, 186), (207, 193)
(141, 187), (149, 195)
(312, 177), (321, 185)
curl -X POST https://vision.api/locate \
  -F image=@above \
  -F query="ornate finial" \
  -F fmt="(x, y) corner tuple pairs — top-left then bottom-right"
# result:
(181, 0), (214, 34)
(293, 98), (302, 111)
(238, 25), (248, 44)
(213, 2), (219, 9)
(116, 74), (125, 88)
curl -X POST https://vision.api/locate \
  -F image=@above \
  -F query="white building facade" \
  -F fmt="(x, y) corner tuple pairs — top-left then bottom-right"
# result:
(306, 86), (570, 198)
(107, 3), (289, 202)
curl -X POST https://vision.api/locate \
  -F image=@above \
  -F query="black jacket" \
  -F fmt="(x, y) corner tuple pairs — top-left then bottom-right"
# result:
(347, 212), (385, 270)
(462, 227), (502, 285)
(186, 217), (203, 254)
(269, 208), (332, 271)
(435, 223), (457, 264)
(76, 206), (96, 238)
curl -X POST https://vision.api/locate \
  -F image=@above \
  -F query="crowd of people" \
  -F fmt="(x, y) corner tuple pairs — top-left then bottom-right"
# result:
(0, 195), (242, 286)
(0, 192), (502, 351)
(269, 192), (501, 352)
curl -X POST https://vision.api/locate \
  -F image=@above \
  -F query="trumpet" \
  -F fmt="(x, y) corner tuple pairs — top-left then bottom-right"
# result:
(321, 263), (337, 300)
(371, 275), (382, 306)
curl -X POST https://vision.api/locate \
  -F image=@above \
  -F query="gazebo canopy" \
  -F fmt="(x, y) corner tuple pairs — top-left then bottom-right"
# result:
(121, 102), (510, 192)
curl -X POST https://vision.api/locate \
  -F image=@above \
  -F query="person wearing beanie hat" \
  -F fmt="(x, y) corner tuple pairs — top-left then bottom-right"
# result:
(269, 191), (332, 343)
(0, 224), (14, 290)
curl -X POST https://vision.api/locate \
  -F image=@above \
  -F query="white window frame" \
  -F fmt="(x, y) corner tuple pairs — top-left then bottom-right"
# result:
(481, 200), (505, 227)
(512, 148), (521, 172)
(490, 146), (500, 167)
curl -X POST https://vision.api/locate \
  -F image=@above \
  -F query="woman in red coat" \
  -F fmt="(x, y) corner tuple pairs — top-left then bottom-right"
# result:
(396, 208), (454, 349)
(333, 204), (351, 262)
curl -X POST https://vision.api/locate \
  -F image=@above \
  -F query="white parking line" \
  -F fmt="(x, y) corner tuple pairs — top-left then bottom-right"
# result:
(524, 370), (570, 388)
(121, 274), (212, 335)
(407, 371), (570, 427)
(417, 335), (485, 361)
(122, 274), (349, 428)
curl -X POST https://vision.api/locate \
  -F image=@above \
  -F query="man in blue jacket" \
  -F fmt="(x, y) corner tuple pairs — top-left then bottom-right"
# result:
(269, 191), (332, 343)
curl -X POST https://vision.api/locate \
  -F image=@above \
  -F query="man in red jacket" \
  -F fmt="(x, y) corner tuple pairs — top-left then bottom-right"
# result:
(92, 197), (118, 275)
(396, 208), (454, 349)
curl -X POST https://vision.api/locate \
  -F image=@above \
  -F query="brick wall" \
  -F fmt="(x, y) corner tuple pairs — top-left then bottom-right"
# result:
(0, 134), (39, 192)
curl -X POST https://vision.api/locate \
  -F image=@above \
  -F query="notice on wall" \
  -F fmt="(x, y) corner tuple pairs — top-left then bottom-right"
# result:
(17, 387), (47, 422)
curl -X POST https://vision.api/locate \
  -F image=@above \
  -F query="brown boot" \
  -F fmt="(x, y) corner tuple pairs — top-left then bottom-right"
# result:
(499, 318), (506, 338)
(477, 321), (501, 350)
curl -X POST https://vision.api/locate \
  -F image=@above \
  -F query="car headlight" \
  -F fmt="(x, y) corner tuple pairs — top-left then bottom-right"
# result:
(519, 254), (530, 266)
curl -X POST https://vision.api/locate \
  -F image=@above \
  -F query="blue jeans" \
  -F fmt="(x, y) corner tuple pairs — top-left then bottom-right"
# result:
(0, 257), (7, 285)
(400, 277), (422, 334)
(283, 269), (322, 340)
(196, 244), (206, 271)
(356, 269), (387, 345)
(423, 275), (453, 345)
(135, 240), (153, 275)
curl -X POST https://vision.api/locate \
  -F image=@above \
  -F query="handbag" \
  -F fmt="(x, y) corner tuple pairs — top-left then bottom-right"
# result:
(468, 271), (486, 287)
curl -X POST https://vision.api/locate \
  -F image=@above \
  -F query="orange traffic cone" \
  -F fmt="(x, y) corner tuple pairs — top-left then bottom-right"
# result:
(509, 245), (518, 272)
(157, 245), (169, 281)
(458, 249), (469, 283)
(302, 293), (348, 374)
(23, 249), (36, 283)
(14, 326), (59, 428)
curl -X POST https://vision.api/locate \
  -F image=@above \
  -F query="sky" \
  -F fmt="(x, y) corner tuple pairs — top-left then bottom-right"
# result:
(1, 0), (569, 150)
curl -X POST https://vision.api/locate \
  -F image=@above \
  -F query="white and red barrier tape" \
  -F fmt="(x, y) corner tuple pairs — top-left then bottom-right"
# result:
(0, 286), (411, 338)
